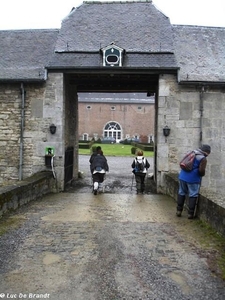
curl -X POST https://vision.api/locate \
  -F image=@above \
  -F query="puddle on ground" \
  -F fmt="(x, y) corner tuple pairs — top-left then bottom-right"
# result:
(43, 252), (61, 265)
(167, 270), (192, 294)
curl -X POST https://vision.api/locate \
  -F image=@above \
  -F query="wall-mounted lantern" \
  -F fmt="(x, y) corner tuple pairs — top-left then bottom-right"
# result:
(49, 124), (57, 134)
(163, 125), (170, 137)
(147, 92), (154, 97)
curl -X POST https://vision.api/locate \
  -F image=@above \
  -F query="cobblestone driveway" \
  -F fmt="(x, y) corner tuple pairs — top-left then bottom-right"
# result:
(0, 155), (224, 300)
(75, 154), (155, 194)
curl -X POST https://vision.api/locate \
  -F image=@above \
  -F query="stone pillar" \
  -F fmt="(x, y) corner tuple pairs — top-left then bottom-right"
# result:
(42, 73), (65, 191)
(64, 75), (79, 181)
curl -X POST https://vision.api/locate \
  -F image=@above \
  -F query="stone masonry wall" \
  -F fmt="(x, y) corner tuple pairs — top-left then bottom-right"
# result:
(0, 74), (65, 191)
(64, 76), (79, 181)
(157, 74), (225, 194)
(1, 73), (225, 195)
(0, 171), (56, 218)
(164, 172), (225, 238)
(0, 83), (21, 185)
(41, 73), (65, 190)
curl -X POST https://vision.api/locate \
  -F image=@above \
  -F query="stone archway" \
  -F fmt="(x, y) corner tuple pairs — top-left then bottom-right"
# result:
(62, 72), (160, 190)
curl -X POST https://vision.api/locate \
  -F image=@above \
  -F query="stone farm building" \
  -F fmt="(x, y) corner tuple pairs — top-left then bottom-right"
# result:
(0, 1), (225, 193)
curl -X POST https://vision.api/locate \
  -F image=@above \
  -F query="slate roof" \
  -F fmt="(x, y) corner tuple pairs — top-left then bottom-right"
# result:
(0, 29), (58, 81)
(0, 1), (224, 83)
(55, 1), (174, 53)
(173, 25), (225, 82)
(48, 1), (177, 70)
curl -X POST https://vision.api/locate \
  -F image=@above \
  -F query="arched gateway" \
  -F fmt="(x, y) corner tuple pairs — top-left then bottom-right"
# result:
(0, 1), (225, 192)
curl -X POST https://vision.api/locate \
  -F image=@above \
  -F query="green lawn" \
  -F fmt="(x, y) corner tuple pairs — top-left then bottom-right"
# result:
(79, 143), (154, 157)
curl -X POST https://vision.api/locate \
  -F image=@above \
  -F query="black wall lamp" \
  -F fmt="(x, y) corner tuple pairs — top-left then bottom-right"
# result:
(163, 125), (170, 137)
(49, 124), (57, 134)
(147, 91), (154, 97)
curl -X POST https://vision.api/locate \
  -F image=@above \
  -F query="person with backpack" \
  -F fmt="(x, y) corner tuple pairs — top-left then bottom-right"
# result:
(89, 146), (102, 166)
(90, 147), (109, 195)
(176, 144), (211, 219)
(131, 150), (150, 194)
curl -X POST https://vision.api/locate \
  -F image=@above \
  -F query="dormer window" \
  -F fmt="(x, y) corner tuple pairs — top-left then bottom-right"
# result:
(106, 53), (119, 65)
(101, 43), (125, 67)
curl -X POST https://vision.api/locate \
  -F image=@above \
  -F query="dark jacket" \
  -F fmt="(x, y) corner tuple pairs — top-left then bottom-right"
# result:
(90, 154), (109, 174)
(89, 152), (97, 164)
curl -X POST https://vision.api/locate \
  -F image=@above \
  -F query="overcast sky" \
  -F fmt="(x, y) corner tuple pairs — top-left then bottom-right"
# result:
(0, 0), (225, 30)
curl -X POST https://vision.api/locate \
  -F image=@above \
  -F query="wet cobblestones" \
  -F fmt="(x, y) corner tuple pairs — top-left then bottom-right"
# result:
(0, 155), (224, 300)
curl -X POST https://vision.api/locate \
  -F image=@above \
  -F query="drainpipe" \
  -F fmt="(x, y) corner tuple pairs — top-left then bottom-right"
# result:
(19, 83), (25, 181)
(199, 86), (204, 146)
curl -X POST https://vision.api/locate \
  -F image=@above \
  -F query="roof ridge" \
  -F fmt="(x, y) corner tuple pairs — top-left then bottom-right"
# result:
(0, 28), (59, 33)
(172, 24), (225, 29)
(83, 0), (152, 4)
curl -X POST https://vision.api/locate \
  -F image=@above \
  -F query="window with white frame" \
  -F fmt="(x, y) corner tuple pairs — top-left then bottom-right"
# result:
(103, 121), (122, 140)
(83, 133), (88, 141)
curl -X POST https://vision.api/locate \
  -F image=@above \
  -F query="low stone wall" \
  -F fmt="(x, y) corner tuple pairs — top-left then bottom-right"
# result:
(164, 173), (225, 237)
(0, 171), (56, 218)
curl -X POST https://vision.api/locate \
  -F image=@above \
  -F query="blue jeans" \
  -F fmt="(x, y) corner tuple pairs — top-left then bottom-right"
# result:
(178, 180), (200, 198)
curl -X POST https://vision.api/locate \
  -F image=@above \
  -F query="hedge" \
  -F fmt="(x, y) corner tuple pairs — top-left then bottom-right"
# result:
(78, 140), (94, 149)
(132, 142), (154, 152)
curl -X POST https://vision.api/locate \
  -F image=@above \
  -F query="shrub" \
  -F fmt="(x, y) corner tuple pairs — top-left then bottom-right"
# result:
(96, 138), (102, 143)
(131, 147), (137, 155)
(138, 144), (154, 152)
(79, 140), (94, 149)
(91, 145), (97, 153)
(79, 143), (91, 149)
(123, 139), (129, 145)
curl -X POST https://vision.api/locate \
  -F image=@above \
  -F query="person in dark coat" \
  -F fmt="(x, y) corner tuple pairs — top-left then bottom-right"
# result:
(90, 147), (109, 195)
(176, 144), (211, 219)
(89, 146), (101, 165)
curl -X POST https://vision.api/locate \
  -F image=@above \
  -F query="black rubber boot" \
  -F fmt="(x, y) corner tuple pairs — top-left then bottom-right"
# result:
(176, 195), (185, 216)
(188, 197), (198, 218)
